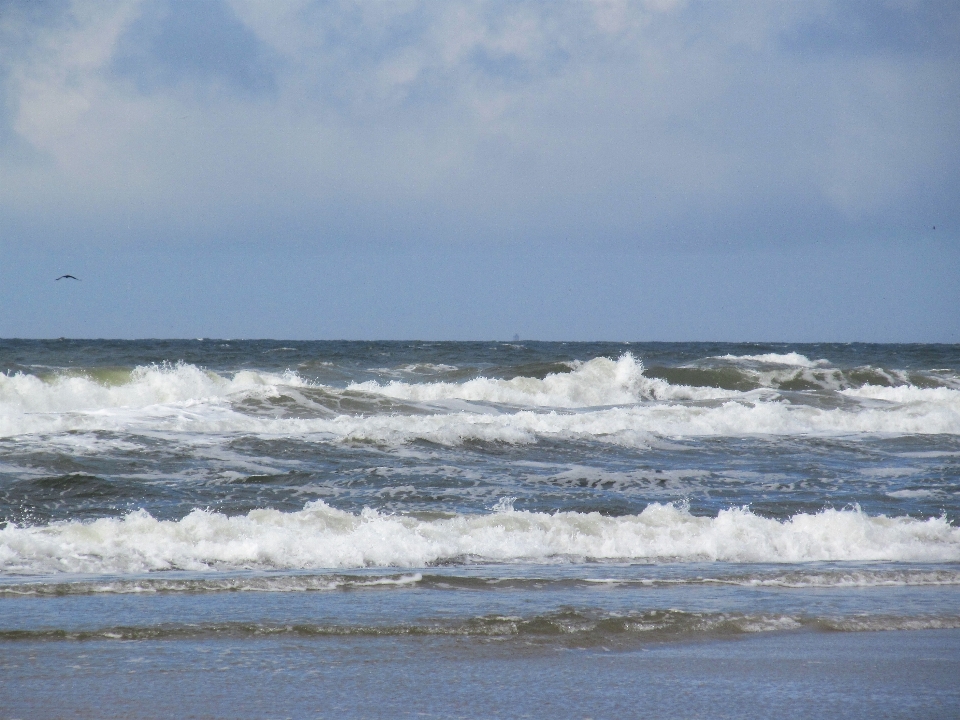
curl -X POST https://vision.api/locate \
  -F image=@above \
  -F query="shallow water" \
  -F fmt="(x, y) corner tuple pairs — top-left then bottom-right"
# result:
(1, 340), (958, 716)
(5, 628), (960, 718)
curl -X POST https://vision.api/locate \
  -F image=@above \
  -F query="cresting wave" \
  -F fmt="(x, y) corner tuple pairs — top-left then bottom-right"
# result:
(0, 362), (304, 413)
(717, 352), (829, 368)
(4, 395), (960, 445)
(2, 356), (960, 442)
(2, 502), (958, 574)
(348, 354), (734, 405)
(0, 355), (727, 416)
(0, 362), (307, 437)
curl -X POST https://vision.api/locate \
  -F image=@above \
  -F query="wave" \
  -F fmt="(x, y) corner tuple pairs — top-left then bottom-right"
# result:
(348, 354), (734, 406)
(842, 385), (960, 403)
(7, 392), (960, 446)
(3, 568), (958, 597)
(0, 572), (426, 596)
(2, 502), (958, 574)
(3, 356), (959, 442)
(0, 362), (306, 413)
(0, 362), (314, 437)
(646, 364), (955, 393)
(717, 352), (828, 368)
(2, 611), (958, 643)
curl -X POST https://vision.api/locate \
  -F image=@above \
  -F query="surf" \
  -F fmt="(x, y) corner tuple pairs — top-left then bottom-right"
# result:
(2, 501), (958, 574)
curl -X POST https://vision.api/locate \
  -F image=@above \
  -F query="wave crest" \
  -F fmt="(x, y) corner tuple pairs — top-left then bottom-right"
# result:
(3, 355), (959, 441)
(347, 354), (732, 407)
(717, 353), (828, 368)
(2, 502), (957, 574)
(0, 362), (307, 414)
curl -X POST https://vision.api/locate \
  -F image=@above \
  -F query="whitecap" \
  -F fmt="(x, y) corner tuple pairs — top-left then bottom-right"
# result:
(348, 354), (734, 407)
(717, 353), (828, 368)
(2, 502), (958, 574)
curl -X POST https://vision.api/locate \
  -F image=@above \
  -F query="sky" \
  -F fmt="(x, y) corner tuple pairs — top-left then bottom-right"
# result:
(1, 0), (958, 341)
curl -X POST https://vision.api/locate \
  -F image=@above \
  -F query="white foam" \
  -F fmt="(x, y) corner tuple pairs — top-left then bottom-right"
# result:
(0, 363), (307, 414)
(376, 363), (461, 375)
(724, 570), (960, 588)
(2, 502), (958, 574)
(3, 391), (960, 444)
(0, 572), (425, 596)
(843, 384), (960, 403)
(717, 352), (828, 367)
(334, 395), (957, 443)
(3, 357), (960, 442)
(348, 354), (735, 407)
(0, 363), (310, 437)
(886, 489), (937, 499)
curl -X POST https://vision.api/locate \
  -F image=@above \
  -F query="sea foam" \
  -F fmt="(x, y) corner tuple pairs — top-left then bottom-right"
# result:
(2, 502), (958, 574)
(348, 354), (734, 406)
(0, 363), (309, 412)
(717, 352), (828, 367)
(3, 356), (960, 442)
(0, 363), (306, 437)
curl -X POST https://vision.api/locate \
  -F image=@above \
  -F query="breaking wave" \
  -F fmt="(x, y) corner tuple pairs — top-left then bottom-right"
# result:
(717, 353), (828, 367)
(2, 502), (958, 574)
(0, 362), (308, 412)
(348, 354), (732, 406)
(2, 355), (959, 442)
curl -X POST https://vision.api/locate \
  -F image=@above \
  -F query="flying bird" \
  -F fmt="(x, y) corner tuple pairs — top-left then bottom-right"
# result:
(55, 275), (80, 281)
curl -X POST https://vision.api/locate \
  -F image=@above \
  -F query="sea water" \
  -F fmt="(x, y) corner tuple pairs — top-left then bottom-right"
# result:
(1, 340), (959, 718)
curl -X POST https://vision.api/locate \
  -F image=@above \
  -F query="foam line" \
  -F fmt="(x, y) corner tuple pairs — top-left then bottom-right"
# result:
(2, 502), (957, 574)
(717, 353), (828, 367)
(348, 355), (734, 406)
(3, 357), (959, 441)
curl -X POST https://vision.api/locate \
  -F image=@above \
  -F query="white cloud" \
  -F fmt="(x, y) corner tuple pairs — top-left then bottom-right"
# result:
(1, 0), (957, 247)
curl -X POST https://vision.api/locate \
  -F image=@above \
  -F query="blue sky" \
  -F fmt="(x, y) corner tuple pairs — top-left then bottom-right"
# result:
(1, 0), (957, 341)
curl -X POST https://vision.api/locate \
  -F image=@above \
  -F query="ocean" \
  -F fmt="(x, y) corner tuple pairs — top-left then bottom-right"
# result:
(1, 340), (959, 718)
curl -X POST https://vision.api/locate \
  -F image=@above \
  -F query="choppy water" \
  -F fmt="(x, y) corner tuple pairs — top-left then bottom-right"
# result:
(2, 340), (960, 716)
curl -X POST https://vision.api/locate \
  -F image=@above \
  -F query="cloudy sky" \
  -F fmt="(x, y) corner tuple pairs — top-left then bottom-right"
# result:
(1, 0), (957, 340)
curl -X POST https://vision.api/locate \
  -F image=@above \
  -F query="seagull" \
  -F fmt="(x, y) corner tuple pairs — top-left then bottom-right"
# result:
(55, 275), (80, 281)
